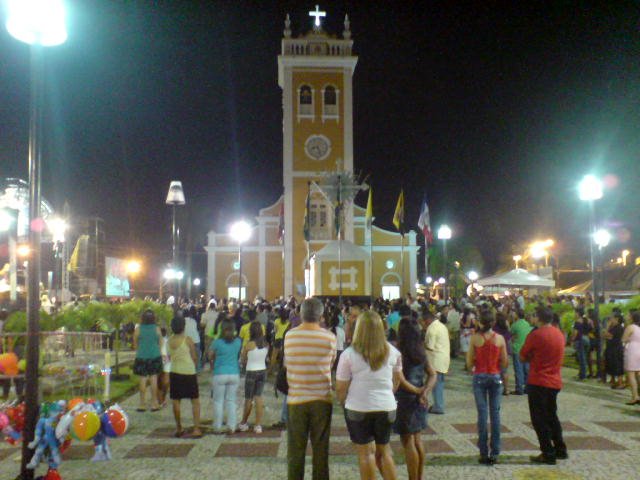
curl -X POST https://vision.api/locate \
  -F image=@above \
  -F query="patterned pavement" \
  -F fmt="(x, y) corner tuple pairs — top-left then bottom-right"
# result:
(1, 358), (640, 479)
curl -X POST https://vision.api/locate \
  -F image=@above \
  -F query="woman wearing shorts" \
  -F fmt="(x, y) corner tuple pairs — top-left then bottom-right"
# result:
(336, 310), (402, 480)
(238, 322), (268, 434)
(168, 315), (202, 438)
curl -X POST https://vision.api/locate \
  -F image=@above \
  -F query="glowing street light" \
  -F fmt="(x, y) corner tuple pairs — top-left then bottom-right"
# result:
(126, 260), (142, 275)
(437, 225), (452, 300)
(230, 220), (252, 301)
(468, 271), (479, 282)
(594, 229), (611, 249)
(578, 174), (603, 201)
(193, 278), (201, 287)
(513, 255), (522, 269)
(17, 245), (31, 257)
(6, 0), (67, 475)
(622, 250), (630, 267)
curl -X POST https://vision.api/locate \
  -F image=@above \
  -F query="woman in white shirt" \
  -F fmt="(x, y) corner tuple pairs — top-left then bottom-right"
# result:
(238, 321), (269, 434)
(336, 310), (402, 480)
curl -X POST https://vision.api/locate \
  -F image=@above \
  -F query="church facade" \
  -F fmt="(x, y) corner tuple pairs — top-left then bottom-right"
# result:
(205, 10), (418, 301)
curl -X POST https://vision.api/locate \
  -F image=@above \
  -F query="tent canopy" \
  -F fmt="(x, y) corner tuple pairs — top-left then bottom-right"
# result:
(477, 268), (555, 288)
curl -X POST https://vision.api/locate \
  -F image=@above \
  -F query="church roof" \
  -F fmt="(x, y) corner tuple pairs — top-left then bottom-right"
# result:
(313, 240), (369, 260)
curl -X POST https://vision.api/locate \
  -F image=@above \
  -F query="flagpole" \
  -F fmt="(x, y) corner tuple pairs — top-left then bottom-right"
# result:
(400, 236), (404, 297)
(338, 175), (342, 306)
(369, 230), (373, 307)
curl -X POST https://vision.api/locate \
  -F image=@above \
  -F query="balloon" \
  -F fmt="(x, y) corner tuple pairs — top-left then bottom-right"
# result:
(17, 359), (26, 372)
(67, 398), (84, 411)
(44, 468), (62, 480)
(101, 408), (127, 438)
(0, 353), (19, 376)
(55, 412), (74, 441)
(0, 412), (8, 430)
(71, 411), (100, 441)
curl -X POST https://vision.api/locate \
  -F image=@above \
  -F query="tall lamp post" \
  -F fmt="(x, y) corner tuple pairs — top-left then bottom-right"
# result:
(5, 1), (67, 477)
(594, 229), (611, 301)
(230, 220), (252, 302)
(166, 181), (185, 300)
(578, 175), (603, 313)
(512, 255), (522, 270)
(578, 174), (604, 379)
(437, 225), (452, 301)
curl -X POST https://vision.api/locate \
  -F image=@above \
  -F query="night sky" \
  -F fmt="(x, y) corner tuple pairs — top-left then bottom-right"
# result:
(1, 1), (639, 281)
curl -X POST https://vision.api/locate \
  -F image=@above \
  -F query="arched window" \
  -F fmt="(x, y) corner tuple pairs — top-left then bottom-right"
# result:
(298, 85), (313, 117)
(308, 199), (332, 240)
(322, 85), (339, 120)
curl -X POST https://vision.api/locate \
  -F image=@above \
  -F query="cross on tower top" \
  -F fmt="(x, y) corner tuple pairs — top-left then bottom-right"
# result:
(309, 4), (326, 29)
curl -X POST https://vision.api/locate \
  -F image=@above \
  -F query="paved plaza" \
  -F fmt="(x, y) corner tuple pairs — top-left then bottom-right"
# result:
(1, 358), (639, 479)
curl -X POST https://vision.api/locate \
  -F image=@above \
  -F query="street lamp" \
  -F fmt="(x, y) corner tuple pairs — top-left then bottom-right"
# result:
(468, 271), (479, 282)
(230, 220), (252, 302)
(6, 0), (67, 476)
(622, 250), (630, 267)
(513, 255), (522, 269)
(578, 173), (604, 379)
(126, 259), (141, 298)
(166, 180), (186, 299)
(437, 225), (452, 301)
(594, 229), (611, 302)
(47, 216), (67, 303)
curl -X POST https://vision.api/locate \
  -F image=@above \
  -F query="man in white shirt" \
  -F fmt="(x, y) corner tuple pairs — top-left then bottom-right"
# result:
(424, 309), (450, 414)
(447, 305), (461, 358)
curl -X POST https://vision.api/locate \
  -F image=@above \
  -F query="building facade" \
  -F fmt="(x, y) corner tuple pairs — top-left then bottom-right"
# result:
(205, 11), (418, 301)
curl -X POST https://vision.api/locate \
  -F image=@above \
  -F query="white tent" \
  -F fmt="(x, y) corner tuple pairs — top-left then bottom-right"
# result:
(477, 268), (555, 289)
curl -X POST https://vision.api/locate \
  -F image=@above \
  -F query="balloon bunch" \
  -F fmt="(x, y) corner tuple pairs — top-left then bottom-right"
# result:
(0, 401), (26, 445)
(54, 398), (129, 463)
(13, 398), (130, 480)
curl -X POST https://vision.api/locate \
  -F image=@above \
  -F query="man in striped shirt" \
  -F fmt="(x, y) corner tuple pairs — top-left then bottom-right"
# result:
(284, 297), (337, 480)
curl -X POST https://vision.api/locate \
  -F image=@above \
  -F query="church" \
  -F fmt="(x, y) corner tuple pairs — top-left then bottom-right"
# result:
(205, 8), (419, 302)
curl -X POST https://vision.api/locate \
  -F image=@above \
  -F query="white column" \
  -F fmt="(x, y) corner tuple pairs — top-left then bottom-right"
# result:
(205, 231), (217, 299)
(282, 66), (294, 296)
(409, 232), (418, 296)
(259, 221), (266, 297)
(343, 67), (355, 243)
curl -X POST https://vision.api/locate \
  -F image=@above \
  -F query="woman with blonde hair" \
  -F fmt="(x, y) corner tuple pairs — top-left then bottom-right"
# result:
(336, 310), (402, 480)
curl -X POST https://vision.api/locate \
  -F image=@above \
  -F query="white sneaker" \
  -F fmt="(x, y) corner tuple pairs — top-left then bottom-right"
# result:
(254, 425), (262, 434)
(237, 423), (249, 432)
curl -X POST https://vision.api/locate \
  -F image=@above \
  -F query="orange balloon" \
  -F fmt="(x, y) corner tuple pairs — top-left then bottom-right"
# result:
(0, 353), (18, 376)
(71, 411), (100, 441)
(67, 398), (84, 411)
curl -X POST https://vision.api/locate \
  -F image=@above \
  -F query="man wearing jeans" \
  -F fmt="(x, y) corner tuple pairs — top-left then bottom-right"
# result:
(520, 306), (568, 465)
(510, 311), (533, 394)
(284, 298), (336, 479)
(424, 309), (450, 414)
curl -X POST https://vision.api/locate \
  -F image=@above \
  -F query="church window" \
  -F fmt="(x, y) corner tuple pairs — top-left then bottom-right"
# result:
(322, 85), (339, 121)
(298, 85), (314, 118)
(308, 199), (331, 240)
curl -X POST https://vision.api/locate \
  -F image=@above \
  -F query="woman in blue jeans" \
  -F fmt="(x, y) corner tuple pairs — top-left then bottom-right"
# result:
(466, 309), (508, 465)
(209, 320), (242, 433)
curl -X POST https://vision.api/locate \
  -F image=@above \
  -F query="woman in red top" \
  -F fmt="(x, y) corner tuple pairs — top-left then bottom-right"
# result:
(466, 309), (508, 465)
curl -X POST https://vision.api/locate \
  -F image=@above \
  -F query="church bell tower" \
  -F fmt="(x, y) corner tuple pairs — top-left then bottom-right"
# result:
(278, 7), (358, 296)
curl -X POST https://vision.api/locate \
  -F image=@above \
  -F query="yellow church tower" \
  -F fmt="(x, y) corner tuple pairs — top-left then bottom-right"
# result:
(279, 8), (358, 296)
(205, 8), (419, 302)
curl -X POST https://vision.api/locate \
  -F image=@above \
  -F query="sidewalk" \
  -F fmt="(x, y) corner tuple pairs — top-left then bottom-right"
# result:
(1, 358), (639, 479)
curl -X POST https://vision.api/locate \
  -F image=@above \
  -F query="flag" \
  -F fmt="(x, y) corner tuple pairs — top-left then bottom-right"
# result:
(277, 200), (284, 245)
(417, 195), (433, 245)
(303, 187), (311, 242)
(67, 235), (88, 272)
(365, 187), (373, 230)
(392, 189), (405, 236)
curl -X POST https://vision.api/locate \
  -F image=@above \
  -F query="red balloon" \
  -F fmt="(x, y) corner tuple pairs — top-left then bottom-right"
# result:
(44, 468), (62, 480)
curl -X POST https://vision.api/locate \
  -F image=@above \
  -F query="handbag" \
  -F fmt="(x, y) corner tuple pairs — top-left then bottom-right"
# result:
(275, 366), (289, 395)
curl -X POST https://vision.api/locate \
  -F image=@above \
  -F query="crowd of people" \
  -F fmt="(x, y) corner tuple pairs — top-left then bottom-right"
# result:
(128, 291), (640, 479)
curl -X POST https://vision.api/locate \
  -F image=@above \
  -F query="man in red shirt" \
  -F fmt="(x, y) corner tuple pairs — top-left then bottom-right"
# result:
(520, 306), (568, 465)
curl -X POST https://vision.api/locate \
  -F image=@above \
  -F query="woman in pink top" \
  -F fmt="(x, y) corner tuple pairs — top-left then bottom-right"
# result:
(466, 309), (508, 465)
(622, 311), (640, 405)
